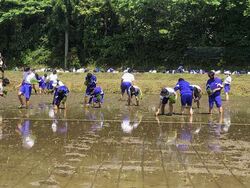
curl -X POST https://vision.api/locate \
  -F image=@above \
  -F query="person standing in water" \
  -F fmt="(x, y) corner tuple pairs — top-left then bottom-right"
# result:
(206, 71), (223, 114)
(120, 68), (135, 101)
(17, 67), (33, 108)
(174, 78), (193, 115)
(223, 71), (232, 101)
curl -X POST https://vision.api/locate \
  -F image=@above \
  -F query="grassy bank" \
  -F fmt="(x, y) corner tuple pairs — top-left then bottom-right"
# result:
(4, 71), (250, 96)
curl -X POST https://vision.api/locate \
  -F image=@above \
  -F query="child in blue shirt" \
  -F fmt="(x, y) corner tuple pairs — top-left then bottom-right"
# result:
(84, 73), (97, 104)
(174, 78), (193, 115)
(206, 71), (223, 114)
(52, 80), (69, 110)
(87, 86), (104, 108)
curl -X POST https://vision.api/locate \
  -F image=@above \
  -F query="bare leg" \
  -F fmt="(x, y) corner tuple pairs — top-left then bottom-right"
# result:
(18, 93), (24, 107)
(25, 100), (30, 109)
(225, 93), (229, 101)
(181, 106), (185, 114)
(218, 106), (223, 114)
(169, 103), (173, 115)
(135, 97), (139, 106)
(128, 95), (131, 106)
(197, 100), (200, 108)
(188, 106), (193, 115)
(161, 104), (166, 115)
(209, 107), (213, 114)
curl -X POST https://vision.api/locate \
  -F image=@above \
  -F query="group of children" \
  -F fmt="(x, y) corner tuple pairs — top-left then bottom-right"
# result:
(1, 67), (232, 115)
(17, 67), (69, 110)
(155, 71), (232, 116)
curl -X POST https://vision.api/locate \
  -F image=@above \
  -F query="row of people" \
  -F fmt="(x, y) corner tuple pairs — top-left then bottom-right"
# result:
(2, 67), (232, 115)
(156, 71), (226, 116)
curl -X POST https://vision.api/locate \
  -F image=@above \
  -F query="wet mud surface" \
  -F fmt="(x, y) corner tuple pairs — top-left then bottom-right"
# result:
(0, 93), (250, 187)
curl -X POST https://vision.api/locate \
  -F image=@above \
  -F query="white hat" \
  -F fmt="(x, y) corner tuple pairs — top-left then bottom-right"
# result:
(224, 71), (231, 75)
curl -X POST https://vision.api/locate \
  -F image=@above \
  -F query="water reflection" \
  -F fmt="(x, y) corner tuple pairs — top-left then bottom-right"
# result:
(16, 120), (36, 149)
(223, 108), (231, 133)
(84, 108), (104, 132)
(49, 108), (68, 134)
(121, 110), (142, 134)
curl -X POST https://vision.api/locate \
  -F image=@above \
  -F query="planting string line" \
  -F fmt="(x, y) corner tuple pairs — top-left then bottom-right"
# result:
(2, 117), (250, 126)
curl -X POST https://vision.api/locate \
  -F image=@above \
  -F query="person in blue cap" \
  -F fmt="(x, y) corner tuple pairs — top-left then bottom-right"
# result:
(174, 78), (193, 115)
(52, 80), (69, 110)
(84, 72), (97, 104)
(206, 71), (223, 114)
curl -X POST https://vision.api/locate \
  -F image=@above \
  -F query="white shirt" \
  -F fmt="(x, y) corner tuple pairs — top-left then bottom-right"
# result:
(25, 73), (35, 84)
(0, 59), (3, 67)
(160, 87), (176, 99)
(122, 73), (135, 83)
(49, 73), (58, 83)
(190, 85), (201, 91)
(224, 76), (232, 85)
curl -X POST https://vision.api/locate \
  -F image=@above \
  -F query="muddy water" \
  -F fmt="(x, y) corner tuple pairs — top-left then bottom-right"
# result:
(0, 93), (250, 188)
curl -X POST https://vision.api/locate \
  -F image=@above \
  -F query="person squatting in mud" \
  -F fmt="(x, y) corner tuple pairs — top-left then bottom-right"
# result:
(127, 85), (142, 106)
(87, 86), (104, 108)
(52, 80), (69, 110)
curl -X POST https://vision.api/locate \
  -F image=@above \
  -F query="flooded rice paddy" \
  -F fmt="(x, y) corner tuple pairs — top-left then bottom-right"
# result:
(0, 93), (250, 188)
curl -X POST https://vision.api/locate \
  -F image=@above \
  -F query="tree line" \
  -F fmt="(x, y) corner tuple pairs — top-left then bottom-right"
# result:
(1, 0), (250, 70)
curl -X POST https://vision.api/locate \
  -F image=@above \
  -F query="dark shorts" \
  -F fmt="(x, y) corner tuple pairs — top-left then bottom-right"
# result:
(161, 97), (169, 105)
(224, 84), (230, 93)
(54, 92), (67, 106)
(181, 94), (192, 106)
(209, 95), (222, 108)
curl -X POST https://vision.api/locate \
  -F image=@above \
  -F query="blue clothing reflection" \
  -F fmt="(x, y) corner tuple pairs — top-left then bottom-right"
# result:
(16, 120), (35, 149)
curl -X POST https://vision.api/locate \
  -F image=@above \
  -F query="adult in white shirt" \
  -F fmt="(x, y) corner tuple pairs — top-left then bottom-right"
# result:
(223, 71), (232, 101)
(120, 69), (135, 100)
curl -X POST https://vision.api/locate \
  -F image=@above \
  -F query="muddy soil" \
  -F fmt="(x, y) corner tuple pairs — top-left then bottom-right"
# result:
(0, 92), (250, 187)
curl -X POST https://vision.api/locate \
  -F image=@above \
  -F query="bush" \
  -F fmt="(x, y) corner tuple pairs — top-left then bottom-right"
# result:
(21, 46), (51, 66)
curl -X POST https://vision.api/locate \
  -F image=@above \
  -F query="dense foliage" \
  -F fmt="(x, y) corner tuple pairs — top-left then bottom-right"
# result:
(1, 0), (250, 70)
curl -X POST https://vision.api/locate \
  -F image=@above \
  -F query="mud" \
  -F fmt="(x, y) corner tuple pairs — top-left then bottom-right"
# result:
(0, 92), (250, 187)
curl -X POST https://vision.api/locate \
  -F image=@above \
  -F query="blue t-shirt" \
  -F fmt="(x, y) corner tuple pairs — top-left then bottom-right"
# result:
(85, 75), (97, 88)
(92, 86), (103, 96)
(206, 77), (223, 97)
(57, 85), (69, 94)
(174, 80), (193, 95)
